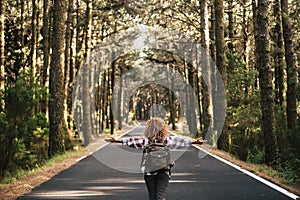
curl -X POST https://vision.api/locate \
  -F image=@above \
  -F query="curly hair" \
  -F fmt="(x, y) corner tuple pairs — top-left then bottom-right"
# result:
(144, 118), (168, 143)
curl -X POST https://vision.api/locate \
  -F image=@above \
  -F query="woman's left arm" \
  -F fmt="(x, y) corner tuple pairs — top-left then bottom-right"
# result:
(165, 136), (205, 147)
(191, 138), (206, 144)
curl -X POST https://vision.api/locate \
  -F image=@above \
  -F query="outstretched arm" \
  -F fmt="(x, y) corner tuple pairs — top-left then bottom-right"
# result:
(104, 137), (122, 143)
(191, 138), (206, 145)
(105, 137), (147, 149)
(165, 136), (206, 148)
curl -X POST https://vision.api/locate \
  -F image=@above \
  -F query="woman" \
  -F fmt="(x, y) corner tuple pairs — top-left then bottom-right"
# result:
(106, 118), (204, 200)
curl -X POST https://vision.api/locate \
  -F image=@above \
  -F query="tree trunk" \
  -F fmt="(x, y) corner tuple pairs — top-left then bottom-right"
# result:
(227, 0), (234, 51)
(64, 0), (74, 130)
(0, 0), (5, 92)
(167, 64), (176, 130)
(20, 0), (25, 69)
(271, 0), (285, 156)
(31, 0), (38, 81)
(117, 67), (123, 130)
(281, 0), (297, 130)
(214, 0), (228, 150)
(209, 1), (217, 145)
(209, 3), (216, 62)
(254, 0), (278, 165)
(75, 0), (82, 76)
(184, 61), (189, 126)
(110, 59), (115, 135)
(200, 0), (212, 137)
(252, 0), (259, 90)
(242, 0), (250, 95)
(41, 0), (51, 114)
(81, 0), (93, 144)
(101, 71), (108, 131)
(48, 0), (67, 157)
(272, 0), (284, 107)
(186, 63), (198, 137)
(170, 72), (176, 130)
(106, 70), (110, 128)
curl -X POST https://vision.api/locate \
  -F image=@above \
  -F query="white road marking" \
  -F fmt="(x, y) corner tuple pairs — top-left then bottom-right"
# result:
(193, 145), (299, 200)
(75, 155), (87, 162)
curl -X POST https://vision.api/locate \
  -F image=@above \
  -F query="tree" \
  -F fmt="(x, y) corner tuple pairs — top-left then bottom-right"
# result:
(227, 0), (234, 51)
(117, 66), (123, 130)
(81, 0), (93, 144)
(186, 62), (198, 137)
(214, 0), (228, 150)
(48, 0), (67, 157)
(110, 57), (115, 135)
(31, 0), (38, 81)
(272, 0), (284, 107)
(281, 0), (297, 130)
(64, 0), (76, 131)
(41, 0), (51, 114)
(0, 0), (4, 92)
(200, 0), (212, 137)
(253, 0), (278, 165)
(167, 64), (176, 130)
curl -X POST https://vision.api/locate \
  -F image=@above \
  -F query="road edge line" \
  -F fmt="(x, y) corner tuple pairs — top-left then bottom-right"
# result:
(75, 155), (87, 162)
(193, 145), (299, 200)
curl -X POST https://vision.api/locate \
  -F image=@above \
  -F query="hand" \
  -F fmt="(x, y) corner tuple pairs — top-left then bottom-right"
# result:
(104, 137), (116, 143)
(192, 138), (207, 144)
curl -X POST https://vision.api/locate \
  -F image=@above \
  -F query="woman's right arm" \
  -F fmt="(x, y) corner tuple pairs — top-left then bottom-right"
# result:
(104, 137), (122, 143)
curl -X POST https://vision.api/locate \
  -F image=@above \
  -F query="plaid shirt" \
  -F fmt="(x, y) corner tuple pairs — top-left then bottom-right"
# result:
(121, 136), (191, 149)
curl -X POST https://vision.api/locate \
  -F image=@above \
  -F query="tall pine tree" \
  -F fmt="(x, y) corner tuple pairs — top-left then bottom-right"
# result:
(48, 0), (67, 157)
(254, 0), (278, 165)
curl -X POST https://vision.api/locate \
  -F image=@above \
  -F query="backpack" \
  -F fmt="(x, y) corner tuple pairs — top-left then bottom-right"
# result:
(141, 143), (172, 174)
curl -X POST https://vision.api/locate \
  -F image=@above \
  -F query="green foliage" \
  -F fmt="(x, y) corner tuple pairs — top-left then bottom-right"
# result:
(296, 82), (300, 101)
(4, 12), (32, 80)
(226, 48), (259, 106)
(273, 104), (300, 185)
(227, 101), (263, 162)
(226, 47), (300, 185)
(279, 127), (300, 185)
(0, 73), (49, 178)
(226, 49), (263, 162)
(246, 145), (265, 164)
(14, 113), (49, 168)
(0, 147), (86, 184)
(0, 112), (18, 177)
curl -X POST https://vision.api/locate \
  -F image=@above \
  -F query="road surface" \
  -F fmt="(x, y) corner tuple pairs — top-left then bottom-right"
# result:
(18, 124), (298, 200)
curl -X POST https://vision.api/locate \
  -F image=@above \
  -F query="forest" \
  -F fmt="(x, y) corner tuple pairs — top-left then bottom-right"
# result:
(0, 0), (299, 187)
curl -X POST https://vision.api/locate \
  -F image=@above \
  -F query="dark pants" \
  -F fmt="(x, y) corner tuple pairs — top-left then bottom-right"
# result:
(144, 172), (170, 200)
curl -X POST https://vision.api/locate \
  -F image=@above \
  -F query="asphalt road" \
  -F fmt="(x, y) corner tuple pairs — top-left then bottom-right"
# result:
(18, 124), (298, 200)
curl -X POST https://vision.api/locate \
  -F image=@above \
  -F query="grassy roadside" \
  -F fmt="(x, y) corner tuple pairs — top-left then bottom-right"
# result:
(0, 124), (135, 200)
(0, 147), (87, 184)
(0, 148), (90, 200)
